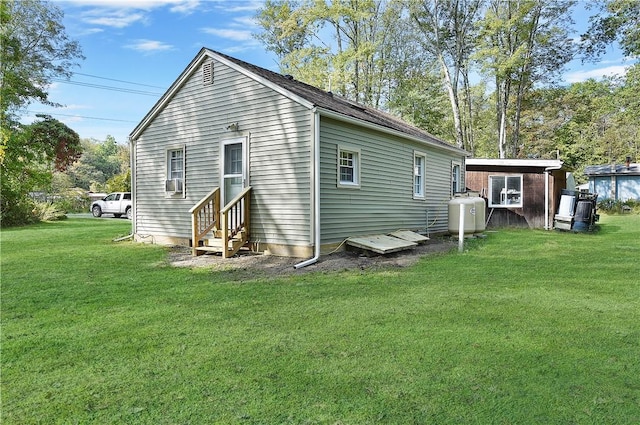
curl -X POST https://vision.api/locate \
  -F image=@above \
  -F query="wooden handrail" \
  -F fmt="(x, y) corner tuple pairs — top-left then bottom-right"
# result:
(190, 186), (251, 258)
(220, 186), (252, 214)
(189, 188), (219, 214)
(220, 186), (251, 258)
(190, 188), (220, 256)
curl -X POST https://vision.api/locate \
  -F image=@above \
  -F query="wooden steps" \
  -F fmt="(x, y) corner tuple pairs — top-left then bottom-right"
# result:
(194, 231), (248, 257)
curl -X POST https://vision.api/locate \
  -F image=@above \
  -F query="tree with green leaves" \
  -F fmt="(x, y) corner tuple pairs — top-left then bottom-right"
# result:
(1, 116), (82, 225)
(0, 0), (84, 225)
(475, 0), (575, 158)
(255, 0), (407, 109)
(410, 0), (484, 150)
(581, 0), (640, 60)
(0, 0), (83, 122)
(64, 136), (130, 192)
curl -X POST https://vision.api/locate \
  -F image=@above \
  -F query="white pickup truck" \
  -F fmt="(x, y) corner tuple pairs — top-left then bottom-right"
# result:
(91, 192), (132, 219)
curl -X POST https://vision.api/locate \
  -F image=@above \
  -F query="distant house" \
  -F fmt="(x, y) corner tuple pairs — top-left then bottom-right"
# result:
(465, 159), (570, 229)
(129, 48), (468, 261)
(585, 161), (640, 202)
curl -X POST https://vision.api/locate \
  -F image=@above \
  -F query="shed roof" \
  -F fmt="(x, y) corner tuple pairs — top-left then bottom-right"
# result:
(130, 48), (467, 155)
(584, 163), (640, 176)
(466, 158), (568, 171)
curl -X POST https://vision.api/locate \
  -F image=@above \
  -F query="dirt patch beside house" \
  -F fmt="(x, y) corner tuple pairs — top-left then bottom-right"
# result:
(168, 237), (458, 279)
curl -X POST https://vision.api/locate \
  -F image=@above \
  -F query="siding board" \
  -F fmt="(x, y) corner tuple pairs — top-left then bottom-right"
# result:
(134, 59), (312, 246)
(319, 117), (458, 243)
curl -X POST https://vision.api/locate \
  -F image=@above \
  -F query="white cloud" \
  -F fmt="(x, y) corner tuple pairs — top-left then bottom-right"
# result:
(71, 0), (201, 28)
(80, 27), (105, 35)
(82, 10), (147, 28)
(125, 39), (174, 52)
(201, 27), (253, 41)
(169, 0), (201, 14)
(64, 0), (200, 11)
(565, 65), (629, 83)
(232, 15), (258, 28)
(219, 1), (262, 13)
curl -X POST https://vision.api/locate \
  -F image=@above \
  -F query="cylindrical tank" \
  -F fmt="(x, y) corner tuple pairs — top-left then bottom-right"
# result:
(470, 196), (486, 233)
(448, 197), (476, 235)
(572, 200), (593, 231)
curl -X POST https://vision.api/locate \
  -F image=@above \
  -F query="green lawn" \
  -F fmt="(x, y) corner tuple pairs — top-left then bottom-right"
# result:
(2, 215), (639, 424)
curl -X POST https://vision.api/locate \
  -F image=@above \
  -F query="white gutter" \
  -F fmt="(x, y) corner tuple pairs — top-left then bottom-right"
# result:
(544, 163), (564, 230)
(129, 136), (136, 235)
(544, 170), (550, 230)
(295, 109), (321, 269)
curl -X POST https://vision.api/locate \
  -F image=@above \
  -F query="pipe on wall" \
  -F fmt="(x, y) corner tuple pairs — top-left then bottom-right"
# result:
(294, 109), (321, 269)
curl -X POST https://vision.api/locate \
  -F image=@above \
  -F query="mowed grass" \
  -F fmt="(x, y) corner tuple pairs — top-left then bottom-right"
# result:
(2, 215), (639, 424)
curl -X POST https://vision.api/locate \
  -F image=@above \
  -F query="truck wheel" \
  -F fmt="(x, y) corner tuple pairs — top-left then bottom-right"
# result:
(125, 207), (132, 220)
(92, 205), (102, 217)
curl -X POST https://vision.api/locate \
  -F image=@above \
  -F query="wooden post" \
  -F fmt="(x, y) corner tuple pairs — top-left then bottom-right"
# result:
(244, 192), (250, 240)
(192, 211), (199, 256)
(221, 210), (229, 259)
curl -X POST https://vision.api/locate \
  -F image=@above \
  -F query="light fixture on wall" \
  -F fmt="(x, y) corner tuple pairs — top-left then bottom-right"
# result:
(226, 122), (239, 131)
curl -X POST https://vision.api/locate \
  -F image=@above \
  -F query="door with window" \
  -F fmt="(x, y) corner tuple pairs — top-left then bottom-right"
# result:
(104, 193), (120, 213)
(221, 137), (247, 205)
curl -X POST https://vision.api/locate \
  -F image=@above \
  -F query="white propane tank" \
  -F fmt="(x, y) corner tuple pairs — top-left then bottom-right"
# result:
(448, 197), (476, 235)
(470, 196), (486, 233)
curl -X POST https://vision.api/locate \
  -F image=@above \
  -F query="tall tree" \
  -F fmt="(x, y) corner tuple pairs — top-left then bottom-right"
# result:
(0, 0), (83, 225)
(255, 0), (407, 109)
(476, 0), (575, 158)
(581, 0), (640, 60)
(0, 0), (83, 121)
(410, 0), (484, 150)
(1, 116), (81, 226)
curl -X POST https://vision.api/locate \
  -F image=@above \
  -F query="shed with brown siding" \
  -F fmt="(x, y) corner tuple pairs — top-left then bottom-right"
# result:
(465, 159), (569, 229)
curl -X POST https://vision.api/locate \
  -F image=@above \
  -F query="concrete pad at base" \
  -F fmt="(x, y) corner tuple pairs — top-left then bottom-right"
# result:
(347, 234), (417, 254)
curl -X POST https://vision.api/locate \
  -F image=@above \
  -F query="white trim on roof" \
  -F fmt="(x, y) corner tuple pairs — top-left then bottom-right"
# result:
(466, 158), (564, 168)
(317, 107), (469, 156)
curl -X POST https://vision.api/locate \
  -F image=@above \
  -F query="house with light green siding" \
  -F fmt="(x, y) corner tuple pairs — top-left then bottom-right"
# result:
(129, 48), (468, 262)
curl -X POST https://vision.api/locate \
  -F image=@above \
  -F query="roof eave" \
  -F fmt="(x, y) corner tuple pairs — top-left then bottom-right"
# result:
(316, 107), (469, 156)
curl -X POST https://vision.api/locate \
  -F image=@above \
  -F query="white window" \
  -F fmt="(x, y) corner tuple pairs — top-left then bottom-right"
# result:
(166, 146), (185, 195)
(414, 152), (426, 198)
(452, 162), (461, 194)
(338, 146), (360, 188)
(489, 175), (523, 207)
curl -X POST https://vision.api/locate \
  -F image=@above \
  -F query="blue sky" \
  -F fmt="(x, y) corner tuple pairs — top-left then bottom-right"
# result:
(24, 0), (631, 144)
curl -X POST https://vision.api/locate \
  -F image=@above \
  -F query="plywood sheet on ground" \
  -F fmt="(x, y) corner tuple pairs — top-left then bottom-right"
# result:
(389, 230), (430, 244)
(347, 234), (417, 254)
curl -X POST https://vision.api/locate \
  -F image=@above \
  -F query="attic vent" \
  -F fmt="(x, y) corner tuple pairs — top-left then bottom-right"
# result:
(284, 74), (294, 80)
(202, 62), (213, 86)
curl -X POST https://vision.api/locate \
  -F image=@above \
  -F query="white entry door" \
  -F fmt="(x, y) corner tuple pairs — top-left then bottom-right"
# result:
(221, 137), (247, 205)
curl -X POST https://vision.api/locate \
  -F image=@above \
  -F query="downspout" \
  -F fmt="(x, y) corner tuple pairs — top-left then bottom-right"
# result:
(544, 170), (550, 230)
(295, 109), (321, 269)
(544, 163), (564, 230)
(129, 136), (136, 236)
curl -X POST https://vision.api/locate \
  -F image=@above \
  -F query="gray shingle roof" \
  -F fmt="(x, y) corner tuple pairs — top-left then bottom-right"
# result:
(584, 163), (640, 176)
(213, 49), (461, 153)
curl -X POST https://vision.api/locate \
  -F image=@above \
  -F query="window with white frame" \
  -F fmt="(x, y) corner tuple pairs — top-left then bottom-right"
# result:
(414, 152), (426, 198)
(452, 162), (461, 194)
(338, 146), (360, 188)
(489, 175), (522, 207)
(166, 147), (185, 194)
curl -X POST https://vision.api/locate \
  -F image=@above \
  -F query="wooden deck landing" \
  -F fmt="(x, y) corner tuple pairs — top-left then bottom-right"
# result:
(347, 230), (428, 254)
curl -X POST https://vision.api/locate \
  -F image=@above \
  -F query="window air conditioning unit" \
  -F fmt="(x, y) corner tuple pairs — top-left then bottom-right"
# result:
(165, 178), (183, 193)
